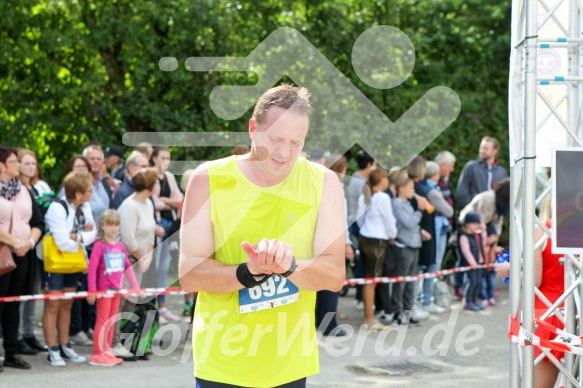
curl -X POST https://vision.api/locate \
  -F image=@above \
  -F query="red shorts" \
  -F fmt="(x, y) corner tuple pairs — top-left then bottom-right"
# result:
(534, 312), (564, 363)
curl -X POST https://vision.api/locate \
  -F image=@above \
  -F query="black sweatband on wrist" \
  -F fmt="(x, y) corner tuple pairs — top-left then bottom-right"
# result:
(236, 263), (270, 288)
(277, 256), (298, 278)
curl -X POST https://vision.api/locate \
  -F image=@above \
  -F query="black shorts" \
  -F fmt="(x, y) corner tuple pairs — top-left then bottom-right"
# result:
(195, 377), (306, 388)
(358, 236), (386, 278)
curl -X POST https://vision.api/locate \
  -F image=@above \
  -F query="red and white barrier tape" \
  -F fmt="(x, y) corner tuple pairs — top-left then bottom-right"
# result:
(0, 287), (187, 303)
(0, 263), (490, 303)
(509, 315), (583, 356)
(343, 263), (491, 286)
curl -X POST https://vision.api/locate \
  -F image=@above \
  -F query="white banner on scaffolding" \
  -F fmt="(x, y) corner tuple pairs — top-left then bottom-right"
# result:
(509, 0), (572, 168)
(508, 0), (525, 168)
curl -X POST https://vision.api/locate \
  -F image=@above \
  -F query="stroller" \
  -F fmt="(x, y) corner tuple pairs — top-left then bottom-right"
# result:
(119, 300), (160, 360)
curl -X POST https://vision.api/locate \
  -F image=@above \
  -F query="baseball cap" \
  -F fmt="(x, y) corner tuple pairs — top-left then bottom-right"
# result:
(104, 145), (125, 159)
(463, 212), (481, 225)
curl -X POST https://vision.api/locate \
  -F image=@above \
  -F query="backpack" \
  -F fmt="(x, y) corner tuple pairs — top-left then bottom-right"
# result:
(120, 301), (160, 359)
(36, 191), (68, 218)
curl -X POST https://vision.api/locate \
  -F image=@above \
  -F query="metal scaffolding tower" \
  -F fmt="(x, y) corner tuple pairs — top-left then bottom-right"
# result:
(509, 0), (583, 386)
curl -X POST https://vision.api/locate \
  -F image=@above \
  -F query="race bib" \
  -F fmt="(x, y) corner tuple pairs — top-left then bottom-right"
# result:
(238, 275), (299, 314)
(104, 251), (125, 275)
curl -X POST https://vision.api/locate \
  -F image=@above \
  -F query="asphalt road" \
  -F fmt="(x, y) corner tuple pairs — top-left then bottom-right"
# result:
(3, 283), (510, 387)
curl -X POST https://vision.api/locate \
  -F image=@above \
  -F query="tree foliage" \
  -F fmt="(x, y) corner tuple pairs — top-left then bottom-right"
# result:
(0, 0), (511, 187)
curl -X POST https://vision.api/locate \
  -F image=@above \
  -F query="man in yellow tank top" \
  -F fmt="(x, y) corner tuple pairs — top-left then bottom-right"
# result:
(179, 84), (346, 388)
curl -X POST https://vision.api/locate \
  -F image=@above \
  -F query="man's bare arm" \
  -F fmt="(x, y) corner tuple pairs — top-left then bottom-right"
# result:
(285, 169), (346, 292)
(178, 166), (244, 294)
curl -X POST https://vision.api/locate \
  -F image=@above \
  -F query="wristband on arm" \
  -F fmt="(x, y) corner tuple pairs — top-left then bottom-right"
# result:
(236, 263), (270, 288)
(276, 256), (298, 278)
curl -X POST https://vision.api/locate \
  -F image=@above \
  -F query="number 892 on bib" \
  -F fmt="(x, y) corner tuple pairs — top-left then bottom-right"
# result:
(238, 275), (300, 314)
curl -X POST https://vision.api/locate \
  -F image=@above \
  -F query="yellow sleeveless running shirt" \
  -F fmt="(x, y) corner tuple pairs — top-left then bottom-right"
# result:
(192, 155), (325, 387)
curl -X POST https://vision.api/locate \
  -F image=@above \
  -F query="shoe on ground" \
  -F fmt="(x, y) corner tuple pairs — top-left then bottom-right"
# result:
(24, 335), (48, 352)
(3, 355), (31, 369)
(89, 353), (122, 367)
(411, 307), (429, 321)
(160, 309), (181, 323)
(373, 310), (385, 319)
(392, 313), (420, 325)
(377, 312), (394, 322)
(183, 304), (192, 317)
(159, 315), (169, 325)
(488, 298), (497, 306)
(110, 343), (132, 358)
(46, 348), (66, 367)
(422, 303), (446, 314)
(104, 352), (124, 364)
(60, 344), (87, 363)
(323, 328), (347, 337)
(69, 331), (93, 346)
(362, 320), (388, 331)
(17, 339), (38, 355)
(454, 287), (464, 300)
(408, 316), (421, 324)
(86, 329), (94, 340)
(373, 310), (394, 322)
(464, 303), (480, 312)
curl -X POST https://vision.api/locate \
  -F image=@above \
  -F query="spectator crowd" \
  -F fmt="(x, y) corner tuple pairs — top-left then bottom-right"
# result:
(0, 136), (509, 370)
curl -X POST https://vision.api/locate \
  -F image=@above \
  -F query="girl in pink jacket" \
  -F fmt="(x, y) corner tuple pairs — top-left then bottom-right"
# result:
(87, 209), (140, 367)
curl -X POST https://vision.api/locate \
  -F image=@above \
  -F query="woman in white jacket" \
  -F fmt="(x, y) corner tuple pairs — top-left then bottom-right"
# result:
(357, 168), (397, 329)
(42, 172), (96, 366)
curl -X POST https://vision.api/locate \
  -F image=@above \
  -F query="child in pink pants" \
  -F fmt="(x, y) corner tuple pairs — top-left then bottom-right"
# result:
(87, 209), (140, 366)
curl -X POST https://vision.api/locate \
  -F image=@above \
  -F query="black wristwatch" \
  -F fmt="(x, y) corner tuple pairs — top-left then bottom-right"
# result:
(278, 256), (298, 278)
(236, 263), (270, 288)
(252, 274), (269, 283)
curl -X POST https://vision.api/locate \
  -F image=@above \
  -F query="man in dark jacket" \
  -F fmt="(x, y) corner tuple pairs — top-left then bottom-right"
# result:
(456, 136), (508, 209)
(111, 151), (150, 209)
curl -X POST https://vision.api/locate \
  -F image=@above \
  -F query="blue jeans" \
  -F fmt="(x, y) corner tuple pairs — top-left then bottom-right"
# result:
(156, 217), (174, 304)
(419, 233), (447, 305)
(481, 269), (496, 300)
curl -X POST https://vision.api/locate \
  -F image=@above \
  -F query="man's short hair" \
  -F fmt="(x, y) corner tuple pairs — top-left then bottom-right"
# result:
(82, 145), (104, 159)
(482, 136), (500, 150)
(132, 167), (158, 192)
(425, 161), (440, 178)
(435, 151), (456, 165)
(64, 172), (92, 201)
(356, 150), (375, 170)
(125, 150), (146, 169)
(252, 84), (312, 124)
